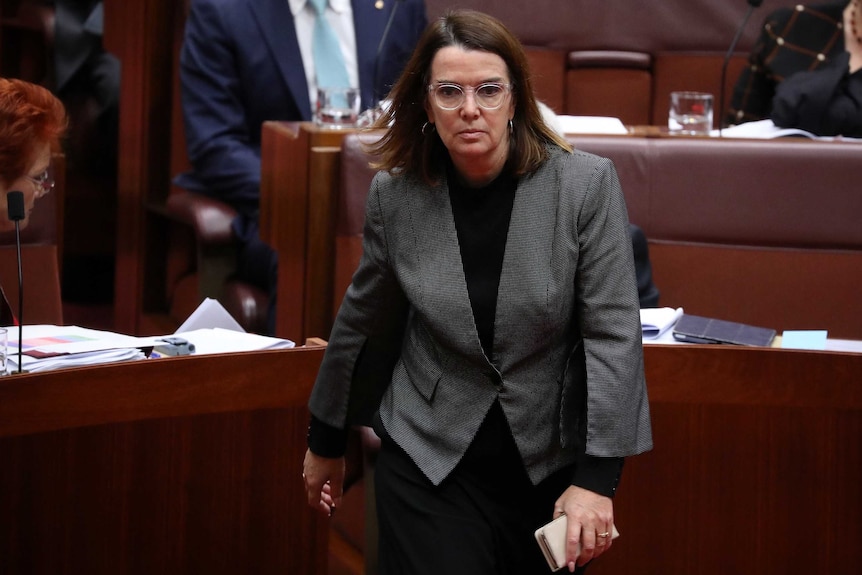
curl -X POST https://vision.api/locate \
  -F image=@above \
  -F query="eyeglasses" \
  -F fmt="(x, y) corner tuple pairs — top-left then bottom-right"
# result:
(427, 82), (512, 110)
(26, 167), (54, 197)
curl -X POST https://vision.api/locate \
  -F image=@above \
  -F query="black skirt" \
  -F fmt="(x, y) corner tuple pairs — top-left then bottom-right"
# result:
(374, 400), (580, 575)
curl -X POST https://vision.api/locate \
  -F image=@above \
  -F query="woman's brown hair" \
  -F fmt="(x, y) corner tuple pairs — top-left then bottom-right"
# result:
(368, 9), (571, 184)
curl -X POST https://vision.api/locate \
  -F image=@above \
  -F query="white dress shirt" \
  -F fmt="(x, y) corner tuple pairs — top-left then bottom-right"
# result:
(289, 0), (359, 109)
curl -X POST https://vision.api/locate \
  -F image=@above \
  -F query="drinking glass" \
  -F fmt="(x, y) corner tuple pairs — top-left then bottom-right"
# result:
(315, 87), (361, 129)
(668, 91), (714, 135)
(0, 327), (8, 375)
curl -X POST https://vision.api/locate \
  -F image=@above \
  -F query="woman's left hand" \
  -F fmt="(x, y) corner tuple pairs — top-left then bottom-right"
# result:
(302, 449), (345, 517)
(552, 485), (615, 572)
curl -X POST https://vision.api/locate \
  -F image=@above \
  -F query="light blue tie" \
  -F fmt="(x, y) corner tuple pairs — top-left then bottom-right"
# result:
(309, 0), (350, 90)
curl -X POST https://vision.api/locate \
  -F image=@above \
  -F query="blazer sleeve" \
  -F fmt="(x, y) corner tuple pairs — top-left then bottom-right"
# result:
(570, 155), (653, 457)
(309, 172), (410, 430)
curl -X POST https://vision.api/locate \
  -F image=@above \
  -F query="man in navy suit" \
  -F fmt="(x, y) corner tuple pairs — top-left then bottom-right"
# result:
(175, 0), (427, 333)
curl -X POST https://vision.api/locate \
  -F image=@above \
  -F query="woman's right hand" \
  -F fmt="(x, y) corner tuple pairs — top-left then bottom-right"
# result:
(303, 449), (346, 516)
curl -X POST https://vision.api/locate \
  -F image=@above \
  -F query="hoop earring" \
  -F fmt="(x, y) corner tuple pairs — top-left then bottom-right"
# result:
(421, 122), (436, 136)
(508, 119), (514, 135)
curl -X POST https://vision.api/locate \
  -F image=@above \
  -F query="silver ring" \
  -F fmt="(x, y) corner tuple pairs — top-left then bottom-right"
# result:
(597, 531), (610, 538)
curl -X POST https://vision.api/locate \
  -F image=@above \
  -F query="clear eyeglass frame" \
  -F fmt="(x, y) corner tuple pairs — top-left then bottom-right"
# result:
(427, 82), (512, 110)
(26, 166), (54, 197)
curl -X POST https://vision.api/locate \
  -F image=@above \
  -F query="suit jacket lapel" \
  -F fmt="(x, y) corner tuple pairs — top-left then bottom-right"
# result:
(248, 0), (313, 119)
(351, 0), (389, 109)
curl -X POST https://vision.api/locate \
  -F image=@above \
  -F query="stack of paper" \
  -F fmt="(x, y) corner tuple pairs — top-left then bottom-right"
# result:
(5, 325), (152, 373)
(2, 299), (297, 373)
(640, 307), (684, 339)
(169, 297), (295, 354)
(171, 327), (294, 355)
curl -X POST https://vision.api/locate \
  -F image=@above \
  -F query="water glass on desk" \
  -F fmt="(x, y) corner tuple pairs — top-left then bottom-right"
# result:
(315, 87), (360, 129)
(668, 91), (713, 135)
(0, 327), (7, 375)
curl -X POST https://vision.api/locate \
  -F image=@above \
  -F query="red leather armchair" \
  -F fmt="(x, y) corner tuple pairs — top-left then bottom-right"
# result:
(158, 190), (269, 334)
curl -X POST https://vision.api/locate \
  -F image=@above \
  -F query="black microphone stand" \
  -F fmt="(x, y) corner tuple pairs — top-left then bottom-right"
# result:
(13, 218), (23, 374)
(7, 190), (26, 374)
(362, 0), (404, 125)
(719, 0), (764, 136)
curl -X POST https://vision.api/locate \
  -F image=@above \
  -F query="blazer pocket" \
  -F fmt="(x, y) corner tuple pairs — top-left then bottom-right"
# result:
(400, 322), (443, 402)
(559, 340), (587, 449)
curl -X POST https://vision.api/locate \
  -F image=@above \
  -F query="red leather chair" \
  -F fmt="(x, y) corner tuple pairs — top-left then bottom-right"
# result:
(160, 190), (269, 334)
(0, 154), (66, 325)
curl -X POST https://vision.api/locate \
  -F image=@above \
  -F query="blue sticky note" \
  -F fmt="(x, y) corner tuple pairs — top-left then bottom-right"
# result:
(781, 330), (828, 350)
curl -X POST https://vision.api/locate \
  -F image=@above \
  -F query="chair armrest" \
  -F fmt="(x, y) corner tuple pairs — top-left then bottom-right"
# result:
(165, 191), (237, 245)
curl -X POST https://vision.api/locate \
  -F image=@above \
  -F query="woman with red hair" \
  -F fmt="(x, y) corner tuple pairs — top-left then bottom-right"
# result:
(0, 77), (67, 232)
(0, 78), (67, 324)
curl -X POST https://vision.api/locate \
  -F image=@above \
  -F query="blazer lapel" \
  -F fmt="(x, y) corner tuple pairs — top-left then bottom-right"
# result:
(248, 0), (313, 119)
(494, 167), (560, 362)
(409, 178), (489, 363)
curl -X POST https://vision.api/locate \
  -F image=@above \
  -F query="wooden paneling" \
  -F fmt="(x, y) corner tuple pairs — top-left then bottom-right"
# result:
(260, 122), (351, 342)
(0, 346), (329, 575)
(105, 1), (182, 334)
(589, 344), (862, 575)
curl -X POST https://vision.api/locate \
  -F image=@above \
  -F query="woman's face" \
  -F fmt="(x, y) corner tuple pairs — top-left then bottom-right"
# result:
(0, 142), (51, 232)
(425, 46), (515, 185)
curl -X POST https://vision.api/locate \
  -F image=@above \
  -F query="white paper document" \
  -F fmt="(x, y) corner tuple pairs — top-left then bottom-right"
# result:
(640, 307), (684, 339)
(556, 115), (629, 135)
(175, 297), (245, 334)
(174, 328), (294, 355)
(167, 298), (295, 354)
(712, 119), (862, 142)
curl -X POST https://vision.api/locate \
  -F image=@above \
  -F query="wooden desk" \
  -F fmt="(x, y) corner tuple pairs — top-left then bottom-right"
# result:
(260, 122), (352, 341)
(593, 343), (862, 575)
(0, 345), (329, 575)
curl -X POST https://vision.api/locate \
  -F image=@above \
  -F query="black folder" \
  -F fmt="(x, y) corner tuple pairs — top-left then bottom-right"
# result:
(672, 314), (776, 347)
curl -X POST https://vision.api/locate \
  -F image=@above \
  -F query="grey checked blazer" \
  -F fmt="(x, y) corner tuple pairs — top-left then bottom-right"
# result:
(309, 145), (653, 486)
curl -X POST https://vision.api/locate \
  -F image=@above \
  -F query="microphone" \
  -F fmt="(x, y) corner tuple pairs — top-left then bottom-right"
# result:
(7, 191), (25, 374)
(373, 0), (404, 105)
(719, 0), (763, 136)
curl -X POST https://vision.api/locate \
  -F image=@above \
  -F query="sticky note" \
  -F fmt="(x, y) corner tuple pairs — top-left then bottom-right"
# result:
(781, 330), (828, 350)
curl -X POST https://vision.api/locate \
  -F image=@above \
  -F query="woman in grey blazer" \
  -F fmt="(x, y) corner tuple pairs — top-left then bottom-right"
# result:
(303, 10), (652, 574)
